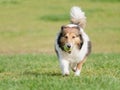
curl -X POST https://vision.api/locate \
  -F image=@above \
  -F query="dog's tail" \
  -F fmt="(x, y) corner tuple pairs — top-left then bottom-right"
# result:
(70, 6), (86, 29)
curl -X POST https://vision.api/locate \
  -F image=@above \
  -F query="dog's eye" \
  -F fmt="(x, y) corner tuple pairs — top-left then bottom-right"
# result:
(72, 36), (75, 39)
(65, 36), (68, 39)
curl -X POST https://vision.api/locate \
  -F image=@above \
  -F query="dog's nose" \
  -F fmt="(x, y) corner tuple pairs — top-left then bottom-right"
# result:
(67, 44), (71, 48)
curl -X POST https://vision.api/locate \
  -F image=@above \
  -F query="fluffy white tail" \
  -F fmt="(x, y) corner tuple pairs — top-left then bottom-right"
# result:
(70, 6), (86, 29)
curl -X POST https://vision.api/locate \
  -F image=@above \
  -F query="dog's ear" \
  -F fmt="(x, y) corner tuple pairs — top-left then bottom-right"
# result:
(61, 25), (65, 31)
(60, 25), (67, 36)
(60, 26), (64, 36)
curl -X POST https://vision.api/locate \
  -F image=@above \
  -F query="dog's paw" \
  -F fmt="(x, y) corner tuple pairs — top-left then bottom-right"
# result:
(63, 72), (70, 76)
(74, 73), (80, 76)
(72, 67), (77, 72)
(63, 73), (69, 76)
(74, 69), (81, 76)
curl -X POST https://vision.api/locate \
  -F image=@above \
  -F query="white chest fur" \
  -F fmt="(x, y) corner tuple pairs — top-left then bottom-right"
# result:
(59, 41), (88, 64)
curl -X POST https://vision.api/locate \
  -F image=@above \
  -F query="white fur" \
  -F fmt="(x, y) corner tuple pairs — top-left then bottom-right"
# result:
(75, 69), (81, 76)
(55, 6), (90, 76)
(55, 26), (90, 76)
(70, 6), (86, 20)
(66, 24), (77, 27)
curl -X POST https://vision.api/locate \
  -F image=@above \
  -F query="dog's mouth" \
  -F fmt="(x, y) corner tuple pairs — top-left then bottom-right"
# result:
(67, 50), (71, 54)
(63, 44), (72, 54)
(64, 49), (71, 54)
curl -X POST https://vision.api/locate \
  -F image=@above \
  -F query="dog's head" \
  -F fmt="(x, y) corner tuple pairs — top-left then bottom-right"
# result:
(58, 25), (83, 53)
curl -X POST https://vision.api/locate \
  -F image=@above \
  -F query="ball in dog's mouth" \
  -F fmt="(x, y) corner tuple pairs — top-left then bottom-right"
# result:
(63, 45), (71, 53)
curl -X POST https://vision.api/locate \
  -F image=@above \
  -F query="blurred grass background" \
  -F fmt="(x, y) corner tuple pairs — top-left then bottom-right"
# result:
(0, 0), (120, 54)
(0, 1), (120, 90)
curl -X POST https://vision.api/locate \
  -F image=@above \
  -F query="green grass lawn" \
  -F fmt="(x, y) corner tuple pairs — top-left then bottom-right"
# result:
(0, 0), (120, 90)
(0, 0), (120, 53)
(0, 54), (120, 90)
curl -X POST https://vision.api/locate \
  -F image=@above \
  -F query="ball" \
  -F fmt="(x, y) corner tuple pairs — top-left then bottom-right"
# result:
(63, 45), (71, 52)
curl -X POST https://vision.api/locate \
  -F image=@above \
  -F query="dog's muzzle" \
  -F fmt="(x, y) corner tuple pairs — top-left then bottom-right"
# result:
(63, 43), (72, 54)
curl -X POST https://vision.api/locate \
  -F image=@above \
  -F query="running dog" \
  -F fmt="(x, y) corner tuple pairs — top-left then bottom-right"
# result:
(55, 6), (91, 76)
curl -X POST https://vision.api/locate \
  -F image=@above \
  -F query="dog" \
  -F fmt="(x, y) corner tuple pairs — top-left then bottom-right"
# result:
(55, 6), (91, 76)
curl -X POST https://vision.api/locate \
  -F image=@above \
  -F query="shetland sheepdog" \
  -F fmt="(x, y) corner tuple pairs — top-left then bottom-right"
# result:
(55, 6), (91, 76)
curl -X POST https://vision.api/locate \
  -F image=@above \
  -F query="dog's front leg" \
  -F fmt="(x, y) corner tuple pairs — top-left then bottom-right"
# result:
(60, 59), (70, 76)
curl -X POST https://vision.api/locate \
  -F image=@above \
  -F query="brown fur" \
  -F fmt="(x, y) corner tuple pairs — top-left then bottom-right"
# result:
(71, 18), (86, 29)
(58, 26), (83, 51)
(76, 57), (86, 72)
(55, 6), (92, 76)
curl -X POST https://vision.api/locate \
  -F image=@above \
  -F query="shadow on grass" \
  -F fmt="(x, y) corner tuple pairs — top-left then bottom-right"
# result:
(22, 71), (61, 77)
(0, 0), (20, 5)
(40, 14), (69, 22)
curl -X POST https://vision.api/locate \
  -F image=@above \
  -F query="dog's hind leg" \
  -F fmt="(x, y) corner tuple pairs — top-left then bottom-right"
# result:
(75, 58), (86, 76)
(70, 63), (77, 72)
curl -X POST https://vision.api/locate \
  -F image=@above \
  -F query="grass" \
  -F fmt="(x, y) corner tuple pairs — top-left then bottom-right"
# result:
(0, 53), (120, 90)
(0, 0), (119, 53)
(0, 0), (120, 90)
